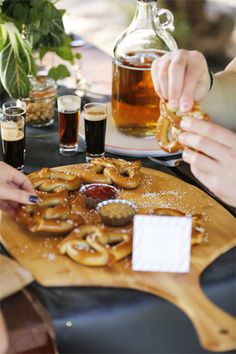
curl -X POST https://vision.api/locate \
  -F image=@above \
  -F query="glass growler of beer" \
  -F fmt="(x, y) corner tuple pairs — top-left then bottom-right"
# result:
(112, 0), (177, 137)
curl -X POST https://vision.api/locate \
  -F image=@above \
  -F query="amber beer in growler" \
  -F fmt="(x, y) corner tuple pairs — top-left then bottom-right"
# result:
(112, 0), (177, 137)
(112, 50), (164, 137)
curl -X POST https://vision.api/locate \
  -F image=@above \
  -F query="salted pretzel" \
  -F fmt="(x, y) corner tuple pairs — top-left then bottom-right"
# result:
(153, 208), (205, 245)
(81, 158), (142, 189)
(81, 162), (112, 185)
(156, 100), (210, 153)
(29, 167), (82, 192)
(58, 225), (132, 266)
(16, 190), (84, 233)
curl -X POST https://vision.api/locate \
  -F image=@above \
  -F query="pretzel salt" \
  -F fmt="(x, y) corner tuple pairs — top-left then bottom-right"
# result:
(81, 158), (142, 189)
(58, 225), (132, 266)
(156, 100), (210, 153)
(16, 190), (84, 233)
(153, 208), (205, 245)
(29, 168), (82, 192)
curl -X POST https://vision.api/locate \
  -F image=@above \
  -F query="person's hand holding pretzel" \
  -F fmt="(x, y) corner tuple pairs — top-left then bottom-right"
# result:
(151, 50), (236, 207)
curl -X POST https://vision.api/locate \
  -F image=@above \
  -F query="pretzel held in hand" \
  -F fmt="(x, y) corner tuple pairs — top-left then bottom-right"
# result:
(153, 208), (205, 245)
(81, 158), (142, 189)
(156, 100), (210, 153)
(29, 168), (82, 192)
(58, 225), (132, 266)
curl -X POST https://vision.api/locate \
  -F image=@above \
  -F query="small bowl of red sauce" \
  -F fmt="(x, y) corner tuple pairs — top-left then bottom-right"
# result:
(80, 183), (119, 209)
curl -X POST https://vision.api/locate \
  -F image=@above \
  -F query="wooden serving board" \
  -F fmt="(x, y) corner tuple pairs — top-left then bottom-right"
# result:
(1, 165), (236, 352)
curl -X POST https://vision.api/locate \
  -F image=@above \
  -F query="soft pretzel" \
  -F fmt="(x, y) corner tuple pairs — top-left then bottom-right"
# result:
(81, 163), (112, 185)
(29, 168), (82, 192)
(153, 208), (205, 245)
(58, 225), (132, 266)
(16, 190), (84, 233)
(81, 158), (142, 189)
(156, 100), (210, 153)
(36, 190), (69, 206)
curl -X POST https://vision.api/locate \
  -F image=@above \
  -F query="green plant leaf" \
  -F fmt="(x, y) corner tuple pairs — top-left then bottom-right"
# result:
(48, 64), (70, 81)
(55, 45), (74, 61)
(0, 22), (36, 98)
(47, 8), (65, 47)
(0, 36), (31, 98)
(39, 46), (48, 60)
(59, 9), (66, 17)
(75, 52), (82, 60)
(40, 18), (50, 36)
(63, 34), (73, 46)
(42, 2), (54, 21)
(29, 7), (40, 23)
(0, 2), (78, 97)
(0, 26), (4, 51)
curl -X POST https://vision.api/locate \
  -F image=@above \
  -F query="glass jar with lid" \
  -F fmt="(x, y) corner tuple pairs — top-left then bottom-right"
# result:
(23, 75), (57, 127)
(112, 0), (177, 137)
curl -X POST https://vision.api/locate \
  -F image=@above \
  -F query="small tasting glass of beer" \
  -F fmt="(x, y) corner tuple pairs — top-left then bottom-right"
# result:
(1, 101), (26, 171)
(83, 102), (107, 162)
(57, 95), (81, 156)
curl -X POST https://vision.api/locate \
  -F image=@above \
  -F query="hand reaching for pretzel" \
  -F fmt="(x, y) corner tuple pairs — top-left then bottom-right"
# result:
(16, 189), (85, 233)
(16, 168), (84, 233)
(0, 162), (38, 215)
(151, 49), (236, 207)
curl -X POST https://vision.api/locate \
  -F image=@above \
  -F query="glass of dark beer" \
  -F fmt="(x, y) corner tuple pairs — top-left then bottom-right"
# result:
(83, 102), (107, 162)
(57, 95), (81, 156)
(1, 101), (26, 171)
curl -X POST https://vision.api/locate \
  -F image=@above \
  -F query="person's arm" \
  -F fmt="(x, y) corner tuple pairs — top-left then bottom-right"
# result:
(200, 58), (236, 131)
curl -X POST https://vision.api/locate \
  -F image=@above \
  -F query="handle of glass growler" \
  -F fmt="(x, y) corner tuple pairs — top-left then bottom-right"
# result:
(152, 5), (178, 51)
(152, 7), (175, 32)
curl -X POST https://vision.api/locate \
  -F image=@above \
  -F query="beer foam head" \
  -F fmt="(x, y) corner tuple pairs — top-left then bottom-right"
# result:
(1, 121), (24, 141)
(57, 95), (81, 112)
(83, 105), (106, 121)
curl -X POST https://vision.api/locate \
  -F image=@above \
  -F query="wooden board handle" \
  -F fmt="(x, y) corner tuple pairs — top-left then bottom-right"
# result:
(143, 276), (236, 352)
(182, 287), (236, 352)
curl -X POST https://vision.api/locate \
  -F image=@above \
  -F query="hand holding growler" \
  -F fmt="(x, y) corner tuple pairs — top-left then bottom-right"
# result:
(112, 0), (177, 137)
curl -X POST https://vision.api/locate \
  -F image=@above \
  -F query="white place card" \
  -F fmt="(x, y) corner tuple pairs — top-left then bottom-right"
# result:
(132, 215), (192, 273)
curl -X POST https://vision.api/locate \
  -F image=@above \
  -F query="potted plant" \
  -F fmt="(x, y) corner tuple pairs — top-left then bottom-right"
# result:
(0, 0), (80, 99)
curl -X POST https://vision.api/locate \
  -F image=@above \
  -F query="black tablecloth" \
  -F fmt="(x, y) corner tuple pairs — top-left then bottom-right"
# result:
(29, 248), (236, 354)
(1, 89), (235, 353)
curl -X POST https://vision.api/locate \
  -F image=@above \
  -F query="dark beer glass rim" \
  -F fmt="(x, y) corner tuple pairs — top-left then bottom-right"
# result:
(83, 102), (107, 111)
(3, 109), (26, 117)
(2, 100), (26, 116)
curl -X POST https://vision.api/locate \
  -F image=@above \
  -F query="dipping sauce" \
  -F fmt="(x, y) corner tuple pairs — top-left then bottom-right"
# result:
(80, 184), (118, 209)
(96, 199), (135, 226)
